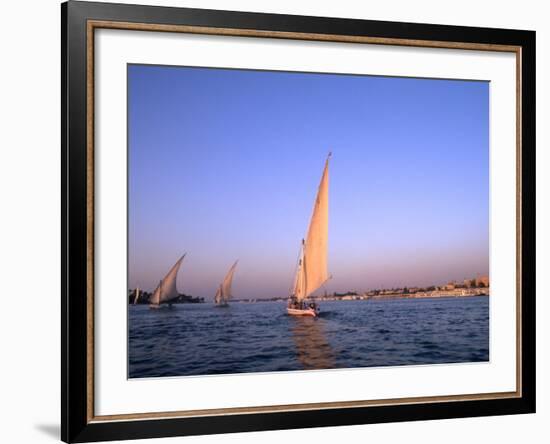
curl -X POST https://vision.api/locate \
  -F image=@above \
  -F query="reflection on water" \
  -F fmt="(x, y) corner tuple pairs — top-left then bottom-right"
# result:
(291, 317), (335, 369)
(129, 297), (489, 378)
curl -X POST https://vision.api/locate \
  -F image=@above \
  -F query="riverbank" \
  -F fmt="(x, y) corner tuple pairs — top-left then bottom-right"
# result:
(233, 288), (489, 303)
(356, 288), (489, 301)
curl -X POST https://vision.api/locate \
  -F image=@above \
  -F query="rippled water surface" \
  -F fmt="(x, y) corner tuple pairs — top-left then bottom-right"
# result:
(128, 296), (489, 378)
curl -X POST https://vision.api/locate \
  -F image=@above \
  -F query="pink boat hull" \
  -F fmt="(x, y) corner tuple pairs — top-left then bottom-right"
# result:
(286, 307), (318, 317)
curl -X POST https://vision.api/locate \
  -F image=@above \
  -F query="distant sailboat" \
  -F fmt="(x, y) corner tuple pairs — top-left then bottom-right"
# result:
(149, 254), (186, 309)
(287, 153), (330, 317)
(215, 260), (238, 307)
(133, 287), (140, 305)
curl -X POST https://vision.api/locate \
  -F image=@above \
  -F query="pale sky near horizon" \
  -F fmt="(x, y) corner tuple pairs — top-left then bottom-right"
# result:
(128, 64), (489, 299)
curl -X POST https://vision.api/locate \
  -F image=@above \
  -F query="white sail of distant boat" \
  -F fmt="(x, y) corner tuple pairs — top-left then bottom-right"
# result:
(214, 286), (222, 305)
(215, 260), (238, 306)
(149, 254), (186, 309)
(133, 287), (140, 305)
(288, 153), (330, 317)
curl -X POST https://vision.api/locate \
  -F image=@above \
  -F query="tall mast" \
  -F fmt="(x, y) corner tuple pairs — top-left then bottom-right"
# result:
(301, 238), (307, 300)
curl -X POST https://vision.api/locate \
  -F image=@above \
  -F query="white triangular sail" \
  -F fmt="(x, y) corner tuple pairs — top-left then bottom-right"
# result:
(216, 260), (238, 304)
(294, 155), (330, 301)
(150, 254), (186, 305)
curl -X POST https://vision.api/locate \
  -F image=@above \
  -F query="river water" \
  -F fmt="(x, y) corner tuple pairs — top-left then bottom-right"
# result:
(128, 296), (489, 378)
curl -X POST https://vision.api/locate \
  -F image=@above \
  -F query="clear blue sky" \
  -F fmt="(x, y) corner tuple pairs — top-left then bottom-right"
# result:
(128, 64), (489, 299)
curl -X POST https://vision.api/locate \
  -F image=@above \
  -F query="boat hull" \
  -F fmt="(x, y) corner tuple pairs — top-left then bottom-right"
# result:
(287, 307), (318, 317)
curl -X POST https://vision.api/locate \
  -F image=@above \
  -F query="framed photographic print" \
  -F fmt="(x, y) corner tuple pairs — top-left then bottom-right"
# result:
(61, 1), (536, 442)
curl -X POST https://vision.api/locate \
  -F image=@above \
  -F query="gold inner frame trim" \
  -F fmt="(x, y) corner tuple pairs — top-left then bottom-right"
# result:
(86, 19), (523, 423)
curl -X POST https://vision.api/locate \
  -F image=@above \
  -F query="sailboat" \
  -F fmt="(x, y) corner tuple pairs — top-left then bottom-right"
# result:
(215, 260), (238, 307)
(149, 254), (186, 309)
(287, 153), (330, 317)
(133, 287), (140, 305)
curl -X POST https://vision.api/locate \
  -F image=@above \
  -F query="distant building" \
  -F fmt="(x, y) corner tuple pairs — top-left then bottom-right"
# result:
(476, 275), (489, 287)
(443, 281), (456, 291)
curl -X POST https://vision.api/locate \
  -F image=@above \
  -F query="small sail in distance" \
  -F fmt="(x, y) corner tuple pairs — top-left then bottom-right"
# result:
(215, 260), (238, 306)
(149, 254), (186, 308)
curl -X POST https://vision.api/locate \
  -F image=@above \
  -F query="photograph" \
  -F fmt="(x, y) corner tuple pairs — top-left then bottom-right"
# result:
(56, 1), (536, 441)
(127, 64), (490, 379)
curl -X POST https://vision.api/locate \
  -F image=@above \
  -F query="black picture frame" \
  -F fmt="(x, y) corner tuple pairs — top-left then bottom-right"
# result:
(62, 1), (536, 442)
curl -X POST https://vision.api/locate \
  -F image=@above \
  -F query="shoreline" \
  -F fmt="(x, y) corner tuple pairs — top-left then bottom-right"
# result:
(232, 290), (489, 304)
(318, 288), (490, 302)
(129, 288), (490, 305)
